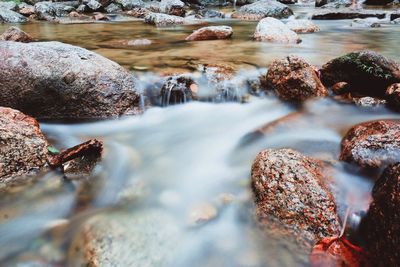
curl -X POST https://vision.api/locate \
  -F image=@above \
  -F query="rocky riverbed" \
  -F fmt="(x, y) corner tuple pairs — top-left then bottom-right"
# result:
(1, 0), (400, 266)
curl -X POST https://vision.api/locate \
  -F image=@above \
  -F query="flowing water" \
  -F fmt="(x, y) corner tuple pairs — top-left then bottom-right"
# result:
(1, 4), (400, 267)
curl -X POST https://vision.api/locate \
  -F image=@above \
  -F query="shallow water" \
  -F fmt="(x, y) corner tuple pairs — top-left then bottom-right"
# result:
(1, 4), (400, 267)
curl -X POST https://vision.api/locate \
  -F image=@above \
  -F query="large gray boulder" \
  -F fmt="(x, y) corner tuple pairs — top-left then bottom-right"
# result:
(0, 9), (28, 23)
(231, 0), (293, 20)
(0, 41), (142, 120)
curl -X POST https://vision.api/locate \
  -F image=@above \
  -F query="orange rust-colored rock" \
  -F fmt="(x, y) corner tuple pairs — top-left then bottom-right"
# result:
(185, 26), (232, 41)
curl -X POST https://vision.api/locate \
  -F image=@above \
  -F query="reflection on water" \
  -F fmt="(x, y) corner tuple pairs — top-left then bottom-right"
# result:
(1, 6), (399, 72)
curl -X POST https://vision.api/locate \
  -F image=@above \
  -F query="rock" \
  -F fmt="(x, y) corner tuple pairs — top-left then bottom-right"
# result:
(264, 56), (327, 102)
(0, 9), (28, 23)
(278, 0), (297, 4)
(340, 120), (400, 168)
(320, 50), (400, 97)
(18, 3), (36, 16)
(160, 74), (196, 106)
(316, 0), (351, 8)
(115, 0), (144, 10)
(0, 27), (33, 43)
(312, 9), (387, 20)
(159, 0), (185, 16)
(185, 25), (232, 41)
(104, 3), (122, 13)
(92, 12), (108, 20)
(251, 148), (340, 249)
(0, 1), (18, 11)
(391, 18), (400, 24)
(391, 11), (400, 21)
(331, 81), (350, 95)
(144, 12), (184, 26)
(126, 7), (149, 17)
(195, 8), (224, 18)
(0, 41), (142, 120)
(0, 107), (48, 187)
(34, 2), (75, 20)
(76, 4), (88, 13)
(126, 38), (152, 46)
(353, 96), (386, 107)
(68, 210), (181, 267)
(359, 163), (400, 266)
(386, 83), (400, 111)
(254, 17), (300, 43)
(187, 202), (218, 226)
(85, 0), (102, 11)
(231, 0), (293, 20)
(364, 0), (393, 5)
(286, 19), (320, 33)
(350, 18), (381, 28)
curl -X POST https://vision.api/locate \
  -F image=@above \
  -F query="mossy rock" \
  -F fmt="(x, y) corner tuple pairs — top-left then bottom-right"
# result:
(321, 50), (400, 97)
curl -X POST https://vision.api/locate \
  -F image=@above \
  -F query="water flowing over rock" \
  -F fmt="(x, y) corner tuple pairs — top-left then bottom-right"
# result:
(264, 56), (327, 102)
(286, 19), (320, 33)
(185, 26), (233, 41)
(231, 0), (293, 20)
(251, 148), (341, 249)
(0, 9), (28, 23)
(254, 17), (300, 43)
(0, 41), (142, 120)
(340, 120), (400, 169)
(159, 0), (185, 16)
(144, 12), (184, 26)
(0, 27), (33, 43)
(0, 107), (49, 187)
(350, 18), (381, 28)
(160, 74), (196, 106)
(68, 210), (181, 267)
(321, 50), (400, 97)
(359, 163), (400, 266)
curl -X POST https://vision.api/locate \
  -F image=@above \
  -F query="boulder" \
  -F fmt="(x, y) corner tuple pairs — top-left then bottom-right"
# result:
(312, 9), (387, 20)
(321, 50), (400, 97)
(115, 0), (144, 10)
(0, 107), (48, 187)
(340, 120), (400, 168)
(286, 19), (320, 33)
(126, 38), (152, 46)
(18, 3), (36, 16)
(0, 27), (33, 42)
(185, 26), (232, 41)
(68, 210), (181, 267)
(264, 56), (327, 102)
(104, 3), (122, 13)
(0, 1), (18, 11)
(359, 163), (400, 266)
(0, 9), (28, 23)
(159, 0), (185, 16)
(254, 17), (300, 43)
(0, 41), (142, 120)
(251, 148), (340, 249)
(386, 83), (400, 111)
(85, 0), (102, 11)
(194, 8), (224, 18)
(144, 12), (184, 26)
(231, 0), (293, 20)
(34, 1), (75, 20)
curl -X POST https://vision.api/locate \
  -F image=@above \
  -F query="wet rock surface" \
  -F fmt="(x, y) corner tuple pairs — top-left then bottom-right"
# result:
(386, 83), (400, 111)
(0, 41), (142, 120)
(144, 12), (185, 26)
(312, 9), (387, 20)
(340, 120), (400, 169)
(159, 0), (185, 16)
(0, 27), (33, 42)
(251, 148), (341, 249)
(265, 56), (327, 102)
(185, 25), (232, 41)
(160, 74), (196, 105)
(231, 0), (293, 20)
(321, 50), (400, 97)
(360, 163), (400, 266)
(254, 17), (300, 43)
(0, 9), (28, 23)
(286, 19), (320, 33)
(0, 107), (49, 187)
(68, 210), (181, 267)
